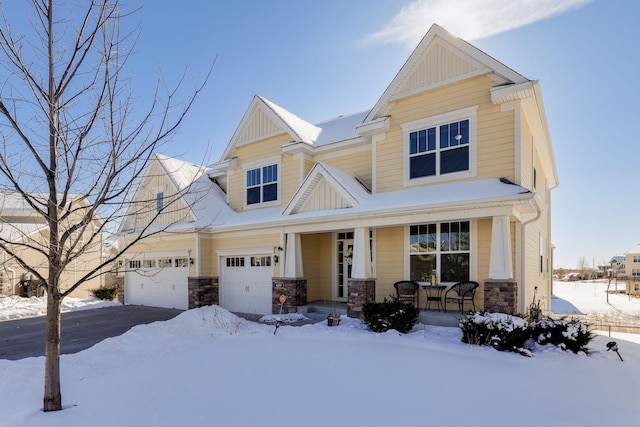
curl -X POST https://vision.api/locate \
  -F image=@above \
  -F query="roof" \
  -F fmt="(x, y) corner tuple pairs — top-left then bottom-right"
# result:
(626, 244), (640, 255)
(153, 175), (534, 235)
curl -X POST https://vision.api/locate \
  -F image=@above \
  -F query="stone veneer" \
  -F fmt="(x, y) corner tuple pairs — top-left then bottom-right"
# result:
(111, 276), (125, 304)
(272, 278), (307, 314)
(483, 279), (518, 314)
(347, 278), (376, 319)
(188, 276), (219, 309)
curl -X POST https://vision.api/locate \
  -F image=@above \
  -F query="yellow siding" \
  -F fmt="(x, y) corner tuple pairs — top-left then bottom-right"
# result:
(377, 76), (515, 192)
(319, 148), (372, 190)
(121, 163), (192, 232)
(209, 233), (281, 277)
(299, 179), (350, 213)
(302, 233), (332, 301)
(228, 134), (293, 211)
(374, 226), (405, 300)
(125, 236), (197, 276)
(199, 236), (215, 276)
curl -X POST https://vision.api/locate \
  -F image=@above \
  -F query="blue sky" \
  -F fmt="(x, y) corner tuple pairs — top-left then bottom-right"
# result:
(132, 0), (640, 269)
(8, 0), (639, 269)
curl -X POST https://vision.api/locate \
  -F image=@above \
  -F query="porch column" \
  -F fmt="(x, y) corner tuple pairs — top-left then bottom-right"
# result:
(274, 233), (307, 314)
(283, 233), (303, 278)
(351, 227), (372, 279)
(489, 216), (513, 279)
(485, 215), (518, 314)
(347, 227), (375, 319)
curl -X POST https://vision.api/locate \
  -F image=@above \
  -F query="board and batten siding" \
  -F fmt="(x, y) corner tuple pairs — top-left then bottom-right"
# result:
(376, 76), (515, 193)
(235, 104), (281, 145)
(121, 164), (193, 232)
(298, 179), (350, 213)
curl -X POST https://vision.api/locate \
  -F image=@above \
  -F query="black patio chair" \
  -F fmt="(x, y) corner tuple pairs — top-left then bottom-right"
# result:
(444, 281), (479, 313)
(394, 280), (420, 307)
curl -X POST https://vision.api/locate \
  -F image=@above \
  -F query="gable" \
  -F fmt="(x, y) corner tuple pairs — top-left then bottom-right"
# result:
(295, 175), (353, 214)
(393, 37), (488, 101)
(119, 157), (197, 232)
(235, 101), (283, 145)
(220, 96), (321, 161)
(284, 162), (369, 215)
(365, 24), (528, 122)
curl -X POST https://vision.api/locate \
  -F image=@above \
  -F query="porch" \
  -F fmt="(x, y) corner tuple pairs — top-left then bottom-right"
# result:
(296, 300), (463, 327)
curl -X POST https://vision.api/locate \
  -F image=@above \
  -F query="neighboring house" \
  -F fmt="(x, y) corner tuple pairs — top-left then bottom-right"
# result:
(624, 244), (640, 297)
(0, 193), (104, 299)
(118, 24), (557, 317)
(607, 255), (626, 278)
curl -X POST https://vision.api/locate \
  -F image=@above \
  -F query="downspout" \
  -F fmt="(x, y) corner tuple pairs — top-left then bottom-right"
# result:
(519, 204), (543, 313)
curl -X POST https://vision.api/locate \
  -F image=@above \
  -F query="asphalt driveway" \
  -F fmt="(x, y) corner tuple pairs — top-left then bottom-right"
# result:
(0, 305), (183, 361)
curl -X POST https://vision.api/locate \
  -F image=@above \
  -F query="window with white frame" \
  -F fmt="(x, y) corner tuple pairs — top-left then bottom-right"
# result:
(409, 221), (470, 283)
(633, 255), (640, 263)
(404, 106), (476, 183)
(246, 163), (278, 206)
(633, 269), (640, 278)
(156, 191), (164, 212)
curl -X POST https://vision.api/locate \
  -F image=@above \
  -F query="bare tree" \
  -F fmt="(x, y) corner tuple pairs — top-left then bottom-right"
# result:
(0, 1), (209, 411)
(577, 256), (590, 281)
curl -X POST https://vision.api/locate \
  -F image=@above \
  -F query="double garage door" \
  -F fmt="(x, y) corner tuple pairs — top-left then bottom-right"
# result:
(125, 256), (189, 310)
(125, 253), (273, 315)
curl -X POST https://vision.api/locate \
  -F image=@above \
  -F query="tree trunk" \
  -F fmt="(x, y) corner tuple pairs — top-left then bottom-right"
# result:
(43, 290), (62, 411)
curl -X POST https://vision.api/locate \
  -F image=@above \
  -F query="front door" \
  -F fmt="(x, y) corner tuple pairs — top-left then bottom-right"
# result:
(336, 232), (354, 301)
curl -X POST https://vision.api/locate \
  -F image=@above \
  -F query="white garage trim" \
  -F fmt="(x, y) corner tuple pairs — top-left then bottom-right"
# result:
(218, 248), (274, 315)
(125, 251), (190, 310)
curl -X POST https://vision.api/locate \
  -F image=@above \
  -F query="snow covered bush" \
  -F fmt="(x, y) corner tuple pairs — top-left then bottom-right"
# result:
(459, 312), (531, 355)
(362, 296), (419, 333)
(531, 318), (594, 354)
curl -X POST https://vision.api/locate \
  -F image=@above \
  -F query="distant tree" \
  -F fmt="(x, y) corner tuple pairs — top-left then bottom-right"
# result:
(0, 1), (209, 412)
(556, 267), (566, 279)
(577, 257), (590, 280)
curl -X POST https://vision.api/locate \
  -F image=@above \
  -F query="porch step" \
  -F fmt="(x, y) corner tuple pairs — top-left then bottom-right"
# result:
(419, 310), (463, 327)
(297, 301), (347, 321)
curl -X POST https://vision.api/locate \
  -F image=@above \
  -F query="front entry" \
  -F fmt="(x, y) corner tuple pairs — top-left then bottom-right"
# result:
(336, 232), (353, 301)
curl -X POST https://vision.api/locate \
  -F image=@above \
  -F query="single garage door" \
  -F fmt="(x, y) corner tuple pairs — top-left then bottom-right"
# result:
(125, 256), (189, 310)
(221, 254), (273, 315)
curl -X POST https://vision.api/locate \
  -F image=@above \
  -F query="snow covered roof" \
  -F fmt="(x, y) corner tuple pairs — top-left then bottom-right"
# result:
(258, 96), (321, 144)
(0, 222), (46, 242)
(313, 110), (369, 146)
(155, 174), (534, 235)
(626, 244), (640, 255)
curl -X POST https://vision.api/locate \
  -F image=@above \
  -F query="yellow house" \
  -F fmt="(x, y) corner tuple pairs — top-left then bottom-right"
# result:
(625, 244), (640, 297)
(0, 194), (104, 299)
(118, 24), (557, 317)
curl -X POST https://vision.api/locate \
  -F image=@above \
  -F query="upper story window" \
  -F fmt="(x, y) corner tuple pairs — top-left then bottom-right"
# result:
(156, 191), (164, 212)
(633, 255), (640, 263)
(402, 106), (477, 185)
(245, 162), (279, 207)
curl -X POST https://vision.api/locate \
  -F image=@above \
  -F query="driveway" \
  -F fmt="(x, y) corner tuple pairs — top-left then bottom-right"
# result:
(0, 305), (183, 361)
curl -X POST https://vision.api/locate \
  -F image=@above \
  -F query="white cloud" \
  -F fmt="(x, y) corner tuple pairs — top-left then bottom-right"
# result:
(366, 0), (591, 47)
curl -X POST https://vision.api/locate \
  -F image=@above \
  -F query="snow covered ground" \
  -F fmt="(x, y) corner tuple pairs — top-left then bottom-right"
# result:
(0, 295), (120, 321)
(0, 281), (639, 426)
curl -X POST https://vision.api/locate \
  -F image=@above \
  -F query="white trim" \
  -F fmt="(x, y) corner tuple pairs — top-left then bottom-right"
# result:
(216, 247), (274, 257)
(124, 250), (189, 260)
(402, 105), (478, 187)
(243, 157), (282, 209)
(403, 219), (476, 284)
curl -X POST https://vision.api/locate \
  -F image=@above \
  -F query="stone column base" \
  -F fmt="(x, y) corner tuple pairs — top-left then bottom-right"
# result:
(188, 276), (219, 309)
(112, 276), (125, 304)
(347, 278), (376, 319)
(484, 279), (518, 314)
(272, 277), (307, 314)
